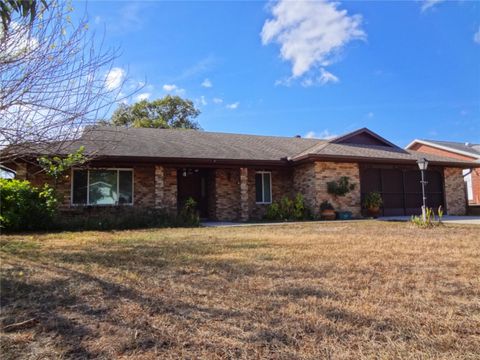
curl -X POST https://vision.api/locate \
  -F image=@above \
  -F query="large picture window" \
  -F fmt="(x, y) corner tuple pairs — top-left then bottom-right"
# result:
(255, 171), (272, 204)
(72, 169), (133, 205)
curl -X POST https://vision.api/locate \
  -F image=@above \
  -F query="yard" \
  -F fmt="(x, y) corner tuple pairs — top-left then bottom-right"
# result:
(1, 221), (479, 359)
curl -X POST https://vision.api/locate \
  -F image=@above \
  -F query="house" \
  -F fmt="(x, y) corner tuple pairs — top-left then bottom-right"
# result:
(6, 127), (477, 220)
(406, 139), (480, 204)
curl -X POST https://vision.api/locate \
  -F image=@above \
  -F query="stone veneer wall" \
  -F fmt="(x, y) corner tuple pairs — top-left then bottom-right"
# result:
(293, 161), (361, 217)
(443, 167), (467, 215)
(163, 167), (178, 215)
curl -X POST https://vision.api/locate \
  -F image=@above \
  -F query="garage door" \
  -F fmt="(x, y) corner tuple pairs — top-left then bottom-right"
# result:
(360, 165), (445, 216)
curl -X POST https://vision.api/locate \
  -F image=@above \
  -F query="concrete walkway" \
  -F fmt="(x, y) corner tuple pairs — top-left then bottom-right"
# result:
(201, 216), (480, 227)
(379, 215), (480, 225)
(201, 220), (366, 227)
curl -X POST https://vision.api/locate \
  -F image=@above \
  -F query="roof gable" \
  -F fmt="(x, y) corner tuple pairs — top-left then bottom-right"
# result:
(331, 128), (400, 149)
(405, 139), (480, 159)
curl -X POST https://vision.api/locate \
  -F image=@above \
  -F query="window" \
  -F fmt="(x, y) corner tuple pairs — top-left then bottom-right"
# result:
(72, 169), (133, 205)
(255, 171), (272, 204)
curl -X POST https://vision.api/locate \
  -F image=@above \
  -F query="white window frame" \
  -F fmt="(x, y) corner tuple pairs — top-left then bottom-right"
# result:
(255, 171), (272, 204)
(70, 168), (134, 206)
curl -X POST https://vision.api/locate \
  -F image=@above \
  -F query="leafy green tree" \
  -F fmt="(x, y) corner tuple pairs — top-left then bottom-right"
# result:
(110, 95), (201, 130)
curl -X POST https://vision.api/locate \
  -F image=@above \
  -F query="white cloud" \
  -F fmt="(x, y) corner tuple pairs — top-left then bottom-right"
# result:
(304, 129), (337, 140)
(261, 0), (365, 83)
(135, 93), (151, 101)
(421, 0), (445, 12)
(198, 96), (207, 106)
(318, 68), (339, 85)
(162, 84), (185, 95)
(94, 16), (102, 25)
(201, 78), (213, 88)
(163, 84), (177, 91)
(1, 22), (39, 60)
(366, 111), (374, 118)
(213, 97), (223, 104)
(105, 67), (125, 91)
(226, 102), (239, 110)
(474, 26), (480, 44)
(299, 67), (339, 87)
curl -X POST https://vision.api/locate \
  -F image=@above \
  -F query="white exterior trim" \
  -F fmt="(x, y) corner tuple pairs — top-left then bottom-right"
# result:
(255, 171), (272, 204)
(71, 168), (134, 206)
(405, 139), (480, 160)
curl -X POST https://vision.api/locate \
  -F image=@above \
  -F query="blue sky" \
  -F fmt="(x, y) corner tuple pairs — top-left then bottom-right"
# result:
(84, 0), (479, 146)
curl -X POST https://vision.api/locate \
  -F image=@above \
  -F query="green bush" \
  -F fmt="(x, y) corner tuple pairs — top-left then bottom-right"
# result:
(265, 194), (311, 221)
(177, 197), (200, 227)
(327, 176), (355, 197)
(53, 207), (177, 231)
(0, 179), (58, 232)
(53, 200), (200, 232)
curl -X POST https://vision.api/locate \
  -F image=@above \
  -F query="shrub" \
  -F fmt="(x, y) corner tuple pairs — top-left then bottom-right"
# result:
(363, 191), (383, 209)
(177, 197), (200, 227)
(53, 201), (201, 231)
(327, 176), (355, 197)
(265, 194), (311, 221)
(320, 200), (334, 211)
(0, 179), (58, 232)
(411, 206), (444, 228)
(53, 207), (177, 231)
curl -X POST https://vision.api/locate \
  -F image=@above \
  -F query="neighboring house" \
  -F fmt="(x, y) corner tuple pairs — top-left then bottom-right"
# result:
(5, 127), (477, 220)
(406, 139), (480, 205)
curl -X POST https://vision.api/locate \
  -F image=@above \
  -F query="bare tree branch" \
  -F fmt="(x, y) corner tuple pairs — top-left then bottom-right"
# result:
(0, 0), (128, 163)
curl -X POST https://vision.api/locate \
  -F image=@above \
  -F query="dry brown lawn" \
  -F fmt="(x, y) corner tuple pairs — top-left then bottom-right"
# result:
(0, 221), (479, 359)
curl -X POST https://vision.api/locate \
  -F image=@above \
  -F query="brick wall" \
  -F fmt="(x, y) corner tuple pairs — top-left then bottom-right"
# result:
(409, 143), (476, 161)
(134, 165), (155, 208)
(19, 162), (160, 210)
(472, 168), (480, 204)
(212, 168), (240, 221)
(444, 167), (467, 215)
(22, 163), (71, 207)
(293, 162), (361, 217)
(293, 163), (317, 211)
(410, 143), (480, 204)
(247, 168), (293, 219)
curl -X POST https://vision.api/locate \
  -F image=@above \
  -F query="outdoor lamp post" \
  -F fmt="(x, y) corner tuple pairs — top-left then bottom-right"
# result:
(417, 158), (429, 221)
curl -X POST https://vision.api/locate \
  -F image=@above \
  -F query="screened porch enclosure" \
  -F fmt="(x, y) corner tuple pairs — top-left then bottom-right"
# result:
(360, 164), (445, 216)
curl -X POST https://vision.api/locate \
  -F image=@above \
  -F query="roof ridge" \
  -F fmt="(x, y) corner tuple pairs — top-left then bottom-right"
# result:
(91, 125), (326, 142)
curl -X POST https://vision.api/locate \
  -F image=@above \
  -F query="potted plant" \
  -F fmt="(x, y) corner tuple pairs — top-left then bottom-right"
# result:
(363, 192), (383, 218)
(320, 200), (336, 220)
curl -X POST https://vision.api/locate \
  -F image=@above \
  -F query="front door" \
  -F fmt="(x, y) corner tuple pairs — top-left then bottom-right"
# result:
(177, 169), (209, 218)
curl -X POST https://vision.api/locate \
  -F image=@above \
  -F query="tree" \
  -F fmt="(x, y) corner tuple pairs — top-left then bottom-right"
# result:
(0, 0), (123, 162)
(110, 95), (201, 130)
(1, 0), (48, 31)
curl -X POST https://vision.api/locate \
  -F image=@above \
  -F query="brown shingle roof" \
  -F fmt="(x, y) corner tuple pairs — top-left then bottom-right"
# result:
(293, 142), (475, 166)
(7, 126), (476, 167)
(66, 126), (324, 162)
